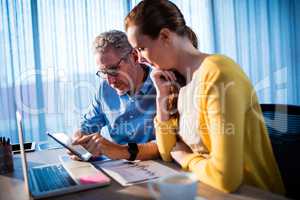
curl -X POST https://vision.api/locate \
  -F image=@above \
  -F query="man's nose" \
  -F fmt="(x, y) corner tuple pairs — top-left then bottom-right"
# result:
(107, 75), (117, 84)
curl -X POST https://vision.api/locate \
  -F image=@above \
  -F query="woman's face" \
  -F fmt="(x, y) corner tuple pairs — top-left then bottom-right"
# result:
(127, 26), (172, 70)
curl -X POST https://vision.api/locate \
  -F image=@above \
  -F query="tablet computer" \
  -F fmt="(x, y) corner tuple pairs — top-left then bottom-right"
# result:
(47, 132), (92, 161)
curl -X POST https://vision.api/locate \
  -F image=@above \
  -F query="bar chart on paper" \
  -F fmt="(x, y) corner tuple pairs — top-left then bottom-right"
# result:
(95, 160), (179, 186)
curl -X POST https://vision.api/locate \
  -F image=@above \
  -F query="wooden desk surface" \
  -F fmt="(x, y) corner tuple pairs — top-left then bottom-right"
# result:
(0, 148), (290, 200)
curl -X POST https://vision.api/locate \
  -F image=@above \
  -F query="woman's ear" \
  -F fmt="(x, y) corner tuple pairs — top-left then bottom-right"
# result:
(159, 28), (172, 46)
(131, 49), (140, 63)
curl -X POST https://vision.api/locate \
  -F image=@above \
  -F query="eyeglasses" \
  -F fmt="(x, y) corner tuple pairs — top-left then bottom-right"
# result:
(96, 51), (131, 79)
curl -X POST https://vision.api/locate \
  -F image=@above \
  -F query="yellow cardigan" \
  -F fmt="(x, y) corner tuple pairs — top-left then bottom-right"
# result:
(154, 55), (285, 194)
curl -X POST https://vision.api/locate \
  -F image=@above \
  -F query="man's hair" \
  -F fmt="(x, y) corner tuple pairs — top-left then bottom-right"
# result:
(93, 30), (133, 57)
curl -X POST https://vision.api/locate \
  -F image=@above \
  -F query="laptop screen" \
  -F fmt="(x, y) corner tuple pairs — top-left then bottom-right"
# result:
(16, 111), (30, 195)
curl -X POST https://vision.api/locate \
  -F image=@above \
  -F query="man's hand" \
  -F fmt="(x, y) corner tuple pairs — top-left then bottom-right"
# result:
(67, 130), (94, 160)
(72, 131), (94, 146)
(83, 134), (129, 160)
(68, 130), (129, 160)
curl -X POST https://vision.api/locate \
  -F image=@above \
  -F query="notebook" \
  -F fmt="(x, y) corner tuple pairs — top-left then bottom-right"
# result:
(94, 159), (179, 186)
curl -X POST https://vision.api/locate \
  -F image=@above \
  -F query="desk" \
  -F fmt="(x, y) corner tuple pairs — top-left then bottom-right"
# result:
(0, 149), (289, 200)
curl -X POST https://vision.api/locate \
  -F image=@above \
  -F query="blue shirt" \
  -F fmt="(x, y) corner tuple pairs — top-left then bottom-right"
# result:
(80, 66), (156, 144)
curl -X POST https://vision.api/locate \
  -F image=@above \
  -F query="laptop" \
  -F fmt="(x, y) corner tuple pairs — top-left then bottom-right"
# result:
(16, 111), (111, 199)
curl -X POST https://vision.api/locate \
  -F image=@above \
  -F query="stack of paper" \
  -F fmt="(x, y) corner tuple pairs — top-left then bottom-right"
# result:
(95, 160), (179, 186)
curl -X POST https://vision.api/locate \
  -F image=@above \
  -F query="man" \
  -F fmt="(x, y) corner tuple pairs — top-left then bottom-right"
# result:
(70, 30), (158, 161)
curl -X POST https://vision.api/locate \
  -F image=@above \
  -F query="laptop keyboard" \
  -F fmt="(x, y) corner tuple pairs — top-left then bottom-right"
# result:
(32, 164), (77, 192)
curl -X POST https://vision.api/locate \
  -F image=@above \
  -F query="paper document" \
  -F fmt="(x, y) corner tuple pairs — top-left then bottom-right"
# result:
(94, 160), (179, 186)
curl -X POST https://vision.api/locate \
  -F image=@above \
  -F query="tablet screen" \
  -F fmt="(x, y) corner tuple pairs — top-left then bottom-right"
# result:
(47, 132), (92, 161)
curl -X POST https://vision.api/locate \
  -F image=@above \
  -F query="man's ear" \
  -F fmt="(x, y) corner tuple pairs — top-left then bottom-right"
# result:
(159, 28), (172, 46)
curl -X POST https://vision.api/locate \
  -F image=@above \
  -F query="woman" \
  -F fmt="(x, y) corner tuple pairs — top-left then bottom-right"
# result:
(125, 0), (285, 194)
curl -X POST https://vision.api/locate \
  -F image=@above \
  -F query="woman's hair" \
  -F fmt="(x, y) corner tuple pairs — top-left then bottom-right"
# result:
(125, 0), (198, 49)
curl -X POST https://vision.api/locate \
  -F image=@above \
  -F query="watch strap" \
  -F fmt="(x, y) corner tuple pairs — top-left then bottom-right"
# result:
(127, 142), (139, 161)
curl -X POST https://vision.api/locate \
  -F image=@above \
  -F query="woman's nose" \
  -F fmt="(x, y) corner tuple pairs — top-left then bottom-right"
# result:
(137, 52), (148, 63)
(138, 56), (148, 63)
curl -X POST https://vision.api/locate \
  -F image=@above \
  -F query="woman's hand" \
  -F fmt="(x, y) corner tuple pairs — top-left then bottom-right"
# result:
(170, 140), (192, 166)
(150, 69), (177, 121)
(150, 69), (177, 97)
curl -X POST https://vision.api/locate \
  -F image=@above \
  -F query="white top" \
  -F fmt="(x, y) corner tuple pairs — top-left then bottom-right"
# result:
(177, 70), (208, 154)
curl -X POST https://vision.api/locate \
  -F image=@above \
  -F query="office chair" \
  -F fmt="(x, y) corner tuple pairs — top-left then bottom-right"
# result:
(260, 104), (300, 199)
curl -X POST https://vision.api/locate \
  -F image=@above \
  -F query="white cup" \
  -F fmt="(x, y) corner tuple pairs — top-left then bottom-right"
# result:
(148, 173), (198, 200)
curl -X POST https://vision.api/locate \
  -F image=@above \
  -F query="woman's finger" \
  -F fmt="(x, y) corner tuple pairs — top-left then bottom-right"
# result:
(151, 70), (164, 80)
(169, 71), (177, 81)
(152, 70), (172, 84)
(164, 71), (176, 82)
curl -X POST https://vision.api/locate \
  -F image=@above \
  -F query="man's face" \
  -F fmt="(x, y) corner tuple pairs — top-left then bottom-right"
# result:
(95, 49), (134, 95)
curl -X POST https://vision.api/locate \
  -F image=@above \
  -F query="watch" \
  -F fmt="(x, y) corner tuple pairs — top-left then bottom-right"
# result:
(127, 142), (139, 161)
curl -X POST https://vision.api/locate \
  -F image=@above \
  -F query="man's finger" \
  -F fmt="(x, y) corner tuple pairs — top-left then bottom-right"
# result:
(70, 155), (81, 161)
(66, 149), (73, 155)
(73, 134), (92, 144)
(86, 139), (98, 154)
